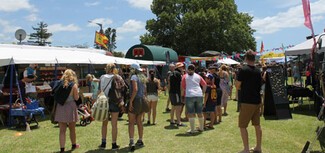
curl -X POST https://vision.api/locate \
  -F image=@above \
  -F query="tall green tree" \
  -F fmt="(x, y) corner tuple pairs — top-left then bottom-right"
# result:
(140, 0), (256, 56)
(29, 21), (52, 46)
(104, 27), (117, 52)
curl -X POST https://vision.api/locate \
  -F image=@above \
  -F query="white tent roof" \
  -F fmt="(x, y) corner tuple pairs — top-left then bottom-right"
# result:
(285, 33), (325, 56)
(217, 58), (240, 65)
(0, 44), (165, 66)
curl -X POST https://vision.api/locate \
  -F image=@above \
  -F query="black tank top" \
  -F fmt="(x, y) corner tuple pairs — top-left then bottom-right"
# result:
(146, 79), (158, 95)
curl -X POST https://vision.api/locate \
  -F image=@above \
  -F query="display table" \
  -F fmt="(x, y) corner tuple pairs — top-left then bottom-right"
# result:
(10, 107), (45, 126)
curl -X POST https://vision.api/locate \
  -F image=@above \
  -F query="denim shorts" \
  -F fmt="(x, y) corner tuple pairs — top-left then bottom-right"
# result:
(185, 97), (203, 114)
(109, 102), (120, 113)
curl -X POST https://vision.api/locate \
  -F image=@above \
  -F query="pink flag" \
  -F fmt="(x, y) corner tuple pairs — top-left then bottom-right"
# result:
(302, 0), (312, 29)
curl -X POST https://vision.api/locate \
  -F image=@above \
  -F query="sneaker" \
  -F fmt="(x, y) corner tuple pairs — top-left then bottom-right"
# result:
(98, 143), (106, 149)
(135, 140), (144, 147)
(165, 108), (171, 112)
(129, 143), (135, 152)
(112, 143), (120, 150)
(222, 112), (228, 116)
(177, 123), (187, 127)
(187, 129), (196, 134)
(170, 121), (176, 125)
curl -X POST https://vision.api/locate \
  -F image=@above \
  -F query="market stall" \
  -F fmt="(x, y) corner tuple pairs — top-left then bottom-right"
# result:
(0, 44), (167, 128)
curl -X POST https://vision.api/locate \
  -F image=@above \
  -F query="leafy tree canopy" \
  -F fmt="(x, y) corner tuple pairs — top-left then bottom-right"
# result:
(140, 0), (256, 56)
(29, 21), (52, 46)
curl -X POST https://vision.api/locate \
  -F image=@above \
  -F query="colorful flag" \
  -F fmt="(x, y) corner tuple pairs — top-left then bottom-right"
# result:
(302, 0), (313, 29)
(95, 31), (108, 49)
(260, 41), (264, 53)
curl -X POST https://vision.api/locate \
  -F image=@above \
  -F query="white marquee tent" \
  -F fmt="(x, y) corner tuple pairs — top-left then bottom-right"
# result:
(285, 33), (325, 56)
(217, 58), (240, 65)
(0, 44), (166, 66)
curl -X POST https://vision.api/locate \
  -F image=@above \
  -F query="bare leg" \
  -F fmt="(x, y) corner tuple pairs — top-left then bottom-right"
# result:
(152, 101), (158, 124)
(128, 113), (136, 140)
(170, 106), (175, 123)
(101, 120), (109, 140)
(209, 113), (215, 127)
(240, 128), (249, 152)
(68, 122), (76, 145)
(175, 106), (182, 124)
(254, 125), (262, 151)
(111, 112), (119, 143)
(59, 122), (67, 148)
(136, 114), (143, 139)
(147, 101), (152, 123)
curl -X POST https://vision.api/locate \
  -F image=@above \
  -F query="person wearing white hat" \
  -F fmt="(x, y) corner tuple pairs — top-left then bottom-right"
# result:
(128, 63), (147, 151)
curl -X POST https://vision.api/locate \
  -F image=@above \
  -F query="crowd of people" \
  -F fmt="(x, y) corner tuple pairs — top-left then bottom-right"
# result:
(52, 50), (264, 153)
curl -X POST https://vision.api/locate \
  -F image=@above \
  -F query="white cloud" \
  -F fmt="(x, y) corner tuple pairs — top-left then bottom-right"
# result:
(116, 20), (145, 33)
(47, 24), (81, 33)
(87, 18), (113, 29)
(127, 0), (152, 10)
(268, 0), (301, 8)
(0, 0), (37, 12)
(255, 36), (262, 40)
(116, 35), (124, 41)
(25, 13), (39, 22)
(84, 1), (100, 7)
(133, 35), (140, 39)
(0, 19), (21, 33)
(252, 0), (325, 34)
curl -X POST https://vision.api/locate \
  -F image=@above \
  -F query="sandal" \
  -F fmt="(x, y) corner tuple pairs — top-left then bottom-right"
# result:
(71, 144), (80, 150)
(250, 147), (262, 153)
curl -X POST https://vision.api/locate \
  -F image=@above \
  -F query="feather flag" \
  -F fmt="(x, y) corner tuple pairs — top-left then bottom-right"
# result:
(95, 31), (108, 49)
(260, 41), (264, 53)
(302, 0), (313, 30)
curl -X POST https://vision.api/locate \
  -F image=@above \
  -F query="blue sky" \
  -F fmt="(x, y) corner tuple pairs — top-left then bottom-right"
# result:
(0, 0), (325, 54)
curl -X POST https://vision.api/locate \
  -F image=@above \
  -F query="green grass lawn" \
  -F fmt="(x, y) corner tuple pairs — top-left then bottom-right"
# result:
(0, 92), (324, 153)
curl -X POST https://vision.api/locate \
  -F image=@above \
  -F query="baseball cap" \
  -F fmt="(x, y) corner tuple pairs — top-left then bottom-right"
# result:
(206, 73), (214, 80)
(130, 63), (142, 71)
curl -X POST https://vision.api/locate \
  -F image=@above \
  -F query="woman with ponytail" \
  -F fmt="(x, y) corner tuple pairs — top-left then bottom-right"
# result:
(146, 69), (161, 125)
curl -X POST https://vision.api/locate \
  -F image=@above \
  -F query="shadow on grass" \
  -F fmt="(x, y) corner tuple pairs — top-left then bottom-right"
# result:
(85, 145), (143, 153)
(291, 104), (318, 117)
(164, 125), (179, 130)
(175, 132), (202, 137)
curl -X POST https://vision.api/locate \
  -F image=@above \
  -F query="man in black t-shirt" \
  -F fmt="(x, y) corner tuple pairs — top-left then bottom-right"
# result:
(236, 50), (262, 153)
(168, 63), (186, 126)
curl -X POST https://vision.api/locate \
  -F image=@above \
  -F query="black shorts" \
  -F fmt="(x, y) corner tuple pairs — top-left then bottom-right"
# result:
(109, 102), (120, 113)
(128, 97), (146, 115)
(169, 93), (183, 106)
(216, 90), (222, 106)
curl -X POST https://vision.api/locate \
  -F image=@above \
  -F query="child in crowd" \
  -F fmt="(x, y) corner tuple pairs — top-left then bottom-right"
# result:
(86, 74), (100, 102)
(203, 74), (216, 129)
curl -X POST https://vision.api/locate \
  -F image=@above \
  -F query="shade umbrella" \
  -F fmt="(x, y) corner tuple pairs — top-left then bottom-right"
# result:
(199, 50), (221, 57)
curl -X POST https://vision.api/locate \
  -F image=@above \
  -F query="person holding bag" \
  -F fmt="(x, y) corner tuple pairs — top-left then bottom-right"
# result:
(53, 69), (80, 153)
(98, 63), (125, 150)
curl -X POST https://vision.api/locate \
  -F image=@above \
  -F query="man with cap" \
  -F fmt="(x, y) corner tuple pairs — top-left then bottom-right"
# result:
(181, 64), (207, 133)
(168, 62), (186, 126)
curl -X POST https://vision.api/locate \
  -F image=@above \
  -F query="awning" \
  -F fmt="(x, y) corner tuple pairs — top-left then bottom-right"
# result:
(0, 44), (165, 66)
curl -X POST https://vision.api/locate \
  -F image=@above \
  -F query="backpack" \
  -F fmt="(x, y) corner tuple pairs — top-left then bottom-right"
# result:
(91, 92), (109, 121)
(91, 77), (112, 121)
(108, 75), (124, 105)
